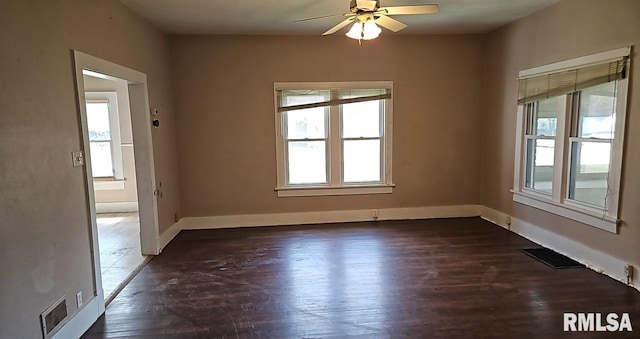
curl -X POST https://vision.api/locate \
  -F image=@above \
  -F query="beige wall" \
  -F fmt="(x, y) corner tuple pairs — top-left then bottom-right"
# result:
(0, 1), (180, 338)
(481, 0), (640, 267)
(84, 75), (139, 204)
(171, 35), (484, 217)
(4, 0), (637, 337)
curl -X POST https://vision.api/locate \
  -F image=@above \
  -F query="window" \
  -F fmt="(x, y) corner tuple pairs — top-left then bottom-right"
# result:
(85, 92), (124, 181)
(523, 96), (562, 194)
(568, 81), (617, 207)
(275, 82), (393, 197)
(513, 47), (630, 233)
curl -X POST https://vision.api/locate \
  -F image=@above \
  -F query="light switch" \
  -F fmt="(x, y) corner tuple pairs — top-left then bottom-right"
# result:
(72, 151), (84, 167)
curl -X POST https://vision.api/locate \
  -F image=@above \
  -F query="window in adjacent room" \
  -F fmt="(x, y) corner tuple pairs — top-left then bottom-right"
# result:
(85, 92), (124, 180)
(274, 82), (393, 197)
(513, 47), (630, 233)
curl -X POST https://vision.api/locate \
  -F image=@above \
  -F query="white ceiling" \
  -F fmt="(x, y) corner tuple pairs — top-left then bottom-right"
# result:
(121, 0), (559, 35)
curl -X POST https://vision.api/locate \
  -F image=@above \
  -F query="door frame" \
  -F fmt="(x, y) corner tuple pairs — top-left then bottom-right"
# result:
(72, 50), (160, 314)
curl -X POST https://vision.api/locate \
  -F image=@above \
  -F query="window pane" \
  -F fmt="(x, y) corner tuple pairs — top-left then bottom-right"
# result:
(90, 142), (114, 177)
(343, 140), (381, 182)
(568, 141), (611, 208)
(283, 90), (329, 107)
(534, 97), (559, 136)
(341, 89), (383, 138)
(525, 138), (554, 193)
(86, 102), (112, 141)
(285, 108), (326, 139)
(282, 91), (329, 140)
(525, 103), (534, 135)
(578, 82), (616, 138)
(287, 141), (326, 184)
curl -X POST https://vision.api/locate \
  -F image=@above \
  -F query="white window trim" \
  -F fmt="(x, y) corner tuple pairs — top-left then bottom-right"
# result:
(93, 179), (126, 190)
(86, 91), (125, 183)
(276, 185), (394, 197)
(274, 81), (394, 197)
(513, 47), (631, 233)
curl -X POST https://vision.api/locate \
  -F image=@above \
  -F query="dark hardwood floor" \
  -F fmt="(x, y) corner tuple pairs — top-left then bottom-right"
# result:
(82, 218), (640, 338)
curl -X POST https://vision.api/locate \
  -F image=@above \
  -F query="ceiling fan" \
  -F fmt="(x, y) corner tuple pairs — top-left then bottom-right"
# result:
(297, 0), (440, 42)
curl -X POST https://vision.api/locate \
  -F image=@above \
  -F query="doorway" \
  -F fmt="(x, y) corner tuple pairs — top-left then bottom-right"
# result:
(73, 51), (160, 316)
(82, 73), (148, 302)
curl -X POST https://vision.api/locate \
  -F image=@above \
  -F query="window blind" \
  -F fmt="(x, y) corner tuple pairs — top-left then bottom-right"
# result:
(277, 90), (391, 113)
(517, 57), (628, 105)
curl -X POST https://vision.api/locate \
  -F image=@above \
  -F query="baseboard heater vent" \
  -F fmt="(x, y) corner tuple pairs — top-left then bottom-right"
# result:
(521, 247), (585, 269)
(41, 296), (68, 338)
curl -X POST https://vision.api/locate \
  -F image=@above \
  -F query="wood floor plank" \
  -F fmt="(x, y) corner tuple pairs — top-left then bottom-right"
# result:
(82, 218), (640, 338)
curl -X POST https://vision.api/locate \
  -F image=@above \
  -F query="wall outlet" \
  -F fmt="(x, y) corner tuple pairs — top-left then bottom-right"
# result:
(372, 209), (379, 220)
(174, 212), (180, 223)
(76, 292), (83, 308)
(505, 216), (512, 226)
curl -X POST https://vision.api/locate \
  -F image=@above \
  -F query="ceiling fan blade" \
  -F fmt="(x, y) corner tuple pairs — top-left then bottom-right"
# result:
(375, 15), (407, 32)
(322, 17), (355, 35)
(295, 13), (349, 23)
(379, 4), (440, 15)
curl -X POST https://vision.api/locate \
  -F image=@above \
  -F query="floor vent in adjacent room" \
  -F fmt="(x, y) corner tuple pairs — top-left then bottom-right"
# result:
(40, 296), (67, 338)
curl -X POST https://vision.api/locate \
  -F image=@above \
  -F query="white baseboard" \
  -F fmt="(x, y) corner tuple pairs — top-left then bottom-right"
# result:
(158, 219), (184, 253)
(481, 206), (638, 291)
(480, 206), (511, 230)
(51, 296), (101, 339)
(95, 201), (138, 213)
(182, 205), (483, 230)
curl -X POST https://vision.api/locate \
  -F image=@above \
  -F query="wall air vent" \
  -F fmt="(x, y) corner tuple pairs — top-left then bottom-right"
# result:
(40, 296), (68, 338)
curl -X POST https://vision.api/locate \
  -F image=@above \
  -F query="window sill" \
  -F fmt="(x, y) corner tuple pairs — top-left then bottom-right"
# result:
(93, 179), (125, 191)
(276, 184), (394, 197)
(512, 190), (619, 233)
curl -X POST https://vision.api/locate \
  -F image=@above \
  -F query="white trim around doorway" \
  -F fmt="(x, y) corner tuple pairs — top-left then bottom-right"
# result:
(71, 51), (160, 325)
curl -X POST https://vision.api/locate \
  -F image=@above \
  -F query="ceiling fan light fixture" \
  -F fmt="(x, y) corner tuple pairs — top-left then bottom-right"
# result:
(346, 22), (364, 39)
(362, 20), (382, 39)
(346, 19), (381, 41)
